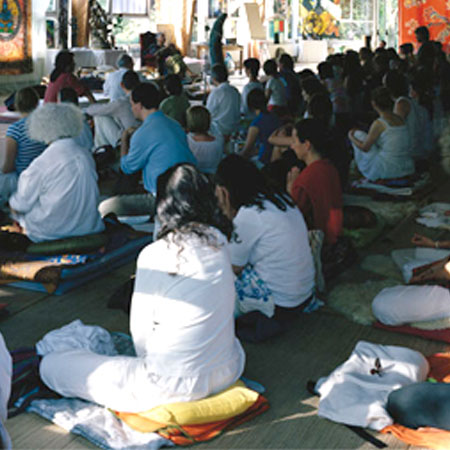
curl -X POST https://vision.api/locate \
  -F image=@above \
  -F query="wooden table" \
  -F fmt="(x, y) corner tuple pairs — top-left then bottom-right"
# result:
(196, 44), (244, 74)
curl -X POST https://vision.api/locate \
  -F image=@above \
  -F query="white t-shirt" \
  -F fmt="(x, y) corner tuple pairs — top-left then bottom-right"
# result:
(266, 77), (287, 107)
(187, 133), (224, 174)
(229, 200), (315, 308)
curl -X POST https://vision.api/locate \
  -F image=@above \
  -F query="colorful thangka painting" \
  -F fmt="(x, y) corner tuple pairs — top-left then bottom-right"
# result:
(299, 0), (341, 39)
(0, 0), (32, 74)
(399, 0), (450, 52)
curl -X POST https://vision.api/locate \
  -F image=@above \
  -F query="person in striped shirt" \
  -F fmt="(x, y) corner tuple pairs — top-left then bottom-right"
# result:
(1, 87), (46, 205)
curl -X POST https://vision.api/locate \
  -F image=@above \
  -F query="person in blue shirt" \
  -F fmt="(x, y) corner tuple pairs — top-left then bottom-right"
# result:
(239, 88), (282, 164)
(1, 87), (46, 206)
(99, 82), (196, 217)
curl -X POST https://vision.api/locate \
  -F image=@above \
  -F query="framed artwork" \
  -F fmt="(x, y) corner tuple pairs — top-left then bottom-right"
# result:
(0, 0), (33, 74)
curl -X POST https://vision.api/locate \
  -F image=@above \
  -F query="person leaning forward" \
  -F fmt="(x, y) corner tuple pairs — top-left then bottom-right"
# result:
(98, 82), (197, 217)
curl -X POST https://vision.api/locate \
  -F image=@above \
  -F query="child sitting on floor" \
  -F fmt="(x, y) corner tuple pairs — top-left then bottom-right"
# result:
(263, 59), (287, 116)
(160, 74), (190, 128)
(186, 105), (224, 174)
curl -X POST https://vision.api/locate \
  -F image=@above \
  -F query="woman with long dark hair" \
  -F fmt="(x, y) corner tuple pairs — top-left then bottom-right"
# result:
(39, 163), (245, 412)
(215, 154), (316, 342)
(44, 51), (95, 104)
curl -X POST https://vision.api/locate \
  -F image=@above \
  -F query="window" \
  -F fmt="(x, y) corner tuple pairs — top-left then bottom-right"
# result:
(112, 0), (147, 15)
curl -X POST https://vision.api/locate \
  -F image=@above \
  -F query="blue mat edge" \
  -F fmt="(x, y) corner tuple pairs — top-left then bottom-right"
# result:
(8, 235), (152, 295)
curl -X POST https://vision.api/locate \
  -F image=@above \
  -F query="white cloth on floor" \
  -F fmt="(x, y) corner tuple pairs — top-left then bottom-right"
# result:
(415, 202), (450, 231)
(316, 341), (429, 431)
(0, 333), (12, 450)
(36, 319), (117, 357)
(372, 285), (450, 326)
(40, 229), (245, 413)
(391, 247), (450, 283)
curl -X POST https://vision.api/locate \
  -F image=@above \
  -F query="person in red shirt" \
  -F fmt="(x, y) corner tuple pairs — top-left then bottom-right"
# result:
(286, 118), (343, 245)
(44, 51), (95, 104)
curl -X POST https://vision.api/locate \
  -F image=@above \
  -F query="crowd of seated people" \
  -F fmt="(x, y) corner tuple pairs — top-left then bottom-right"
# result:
(0, 24), (450, 442)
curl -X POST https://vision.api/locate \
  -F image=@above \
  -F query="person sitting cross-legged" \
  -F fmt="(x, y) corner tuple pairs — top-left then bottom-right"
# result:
(1, 87), (47, 206)
(215, 154), (316, 342)
(5, 103), (104, 245)
(84, 70), (141, 149)
(348, 86), (415, 181)
(186, 105), (224, 174)
(39, 163), (245, 413)
(206, 64), (241, 140)
(98, 82), (196, 217)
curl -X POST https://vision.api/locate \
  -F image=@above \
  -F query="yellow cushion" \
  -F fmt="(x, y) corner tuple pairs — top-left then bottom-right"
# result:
(136, 381), (259, 426)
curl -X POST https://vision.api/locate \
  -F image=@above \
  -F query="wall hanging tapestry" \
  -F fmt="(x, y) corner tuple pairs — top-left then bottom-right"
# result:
(399, 0), (450, 52)
(0, 0), (33, 75)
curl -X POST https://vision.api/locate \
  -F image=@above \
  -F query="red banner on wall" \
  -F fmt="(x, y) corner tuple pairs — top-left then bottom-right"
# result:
(399, 0), (450, 52)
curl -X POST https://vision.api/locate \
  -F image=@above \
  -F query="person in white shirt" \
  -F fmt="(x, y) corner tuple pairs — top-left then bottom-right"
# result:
(206, 64), (241, 139)
(0, 333), (11, 450)
(215, 155), (316, 342)
(263, 59), (287, 113)
(40, 164), (245, 413)
(9, 103), (104, 242)
(84, 70), (141, 148)
(103, 54), (134, 101)
(186, 105), (224, 174)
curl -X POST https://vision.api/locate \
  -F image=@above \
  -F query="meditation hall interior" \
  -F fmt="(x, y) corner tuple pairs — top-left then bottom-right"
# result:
(0, 0), (450, 448)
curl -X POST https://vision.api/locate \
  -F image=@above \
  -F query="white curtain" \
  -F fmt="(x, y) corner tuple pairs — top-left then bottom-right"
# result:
(111, 0), (147, 15)
(0, 0), (49, 94)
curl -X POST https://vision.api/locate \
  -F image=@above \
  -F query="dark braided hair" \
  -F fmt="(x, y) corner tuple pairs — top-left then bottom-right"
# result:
(215, 154), (294, 212)
(156, 164), (233, 247)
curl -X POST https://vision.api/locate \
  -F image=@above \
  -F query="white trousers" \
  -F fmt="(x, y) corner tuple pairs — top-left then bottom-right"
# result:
(372, 285), (450, 326)
(93, 116), (121, 148)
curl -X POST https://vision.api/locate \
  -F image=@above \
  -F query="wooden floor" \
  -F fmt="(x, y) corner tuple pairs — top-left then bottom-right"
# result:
(2, 171), (450, 449)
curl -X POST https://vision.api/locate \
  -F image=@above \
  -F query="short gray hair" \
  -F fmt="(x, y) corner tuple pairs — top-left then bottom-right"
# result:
(28, 103), (83, 144)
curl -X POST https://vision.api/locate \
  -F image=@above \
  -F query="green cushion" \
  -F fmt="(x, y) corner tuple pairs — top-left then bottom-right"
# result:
(26, 233), (108, 255)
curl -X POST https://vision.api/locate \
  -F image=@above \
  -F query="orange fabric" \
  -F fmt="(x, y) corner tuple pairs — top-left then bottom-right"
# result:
(399, 1), (450, 53)
(381, 352), (450, 449)
(381, 424), (450, 450)
(115, 395), (269, 446)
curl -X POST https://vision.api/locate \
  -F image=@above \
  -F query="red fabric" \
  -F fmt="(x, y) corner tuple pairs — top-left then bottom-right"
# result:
(291, 159), (343, 244)
(399, 1), (450, 53)
(44, 73), (87, 103)
(374, 321), (450, 344)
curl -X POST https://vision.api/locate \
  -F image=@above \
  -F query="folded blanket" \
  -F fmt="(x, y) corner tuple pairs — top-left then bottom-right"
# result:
(416, 203), (450, 231)
(351, 173), (431, 197)
(0, 217), (151, 292)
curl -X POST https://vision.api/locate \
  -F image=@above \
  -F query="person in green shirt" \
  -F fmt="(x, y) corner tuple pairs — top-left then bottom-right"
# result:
(160, 74), (190, 128)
